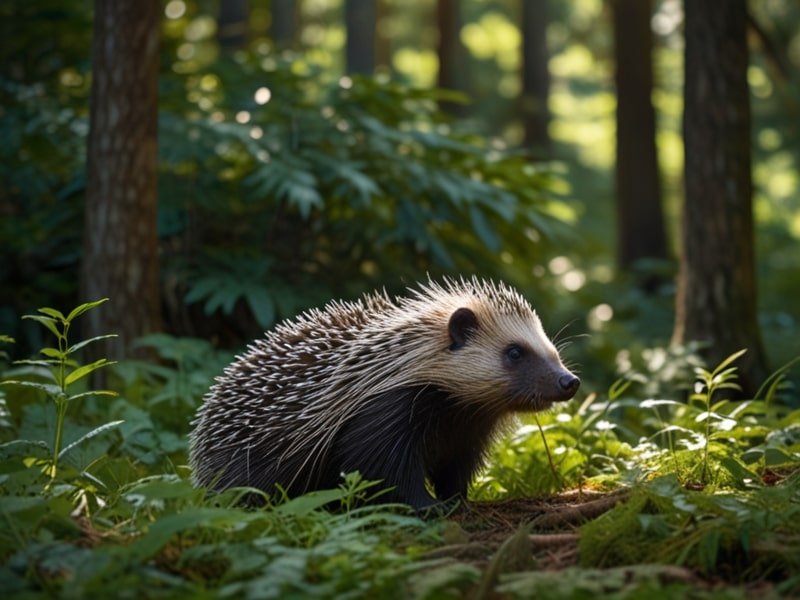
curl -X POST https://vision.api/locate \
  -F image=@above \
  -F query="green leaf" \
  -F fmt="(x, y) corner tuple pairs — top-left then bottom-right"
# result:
(67, 334), (118, 355)
(22, 314), (62, 339)
(64, 358), (116, 387)
(37, 307), (65, 320)
(606, 378), (633, 401)
(710, 349), (747, 378)
(719, 456), (759, 483)
(753, 355), (800, 402)
(639, 399), (684, 409)
(67, 390), (118, 402)
(469, 206), (501, 253)
(126, 476), (199, 501)
(245, 287), (276, 329)
(184, 277), (220, 305)
(0, 438), (50, 459)
(65, 298), (110, 323)
(58, 420), (124, 460)
(40, 347), (66, 359)
(130, 508), (244, 559)
(275, 488), (351, 516)
(0, 379), (62, 396)
(764, 447), (796, 467)
(13, 358), (60, 369)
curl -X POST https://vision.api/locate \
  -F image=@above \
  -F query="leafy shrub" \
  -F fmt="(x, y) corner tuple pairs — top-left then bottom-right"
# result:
(159, 52), (570, 331)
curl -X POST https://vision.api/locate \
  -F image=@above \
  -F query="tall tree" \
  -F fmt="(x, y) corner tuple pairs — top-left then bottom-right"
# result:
(269, 0), (296, 46)
(81, 0), (162, 361)
(436, 0), (468, 113)
(521, 0), (551, 155)
(673, 0), (768, 394)
(612, 0), (667, 280)
(345, 0), (376, 74)
(218, 0), (249, 50)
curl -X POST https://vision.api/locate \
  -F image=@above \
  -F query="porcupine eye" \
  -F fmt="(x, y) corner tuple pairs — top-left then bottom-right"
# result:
(504, 344), (524, 363)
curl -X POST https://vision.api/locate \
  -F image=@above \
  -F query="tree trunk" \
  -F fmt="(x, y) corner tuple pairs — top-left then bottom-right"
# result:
(345, 0), (376, 75)
(436, 0), (467, 113)
(81, 0), (161, 362)
(521, 0), (551, 155)
(673, 0), (768, 395)
(612, 0), (667, 281)
(218, 0), (249, 51)
(269, 0), (296, 47)
(375, 0), (391, 70)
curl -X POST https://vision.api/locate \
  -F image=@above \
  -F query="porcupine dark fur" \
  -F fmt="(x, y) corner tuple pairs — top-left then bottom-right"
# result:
(188, 277), (580, 510)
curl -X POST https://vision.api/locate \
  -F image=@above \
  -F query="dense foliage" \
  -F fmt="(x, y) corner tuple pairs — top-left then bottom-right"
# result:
(1, 300), (798, 597)
(3, 0), (800, 596)
(2, 0), (574, 355)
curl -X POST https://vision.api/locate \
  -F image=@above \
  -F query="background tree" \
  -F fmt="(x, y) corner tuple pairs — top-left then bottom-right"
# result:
(269, 0), (296, 46)
(218, 0), (249, 51)
(345, 0), (376, 74)
(436, 0), (467, 113)
(611, 0), (667, 281)
(673, 0), (768, 394)
(521, 0), (551, 155)
(81, 0), (162, 361)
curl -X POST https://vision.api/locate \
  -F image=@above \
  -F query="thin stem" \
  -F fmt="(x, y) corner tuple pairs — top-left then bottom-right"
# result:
(50, 396), (68, 482)
(702, 379), (712, 484)
(50, 318), (70, 483)
(534, 413), (562, 490)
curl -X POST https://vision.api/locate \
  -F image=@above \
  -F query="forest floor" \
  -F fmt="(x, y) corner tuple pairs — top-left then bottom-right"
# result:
(433, 489), (785, 599)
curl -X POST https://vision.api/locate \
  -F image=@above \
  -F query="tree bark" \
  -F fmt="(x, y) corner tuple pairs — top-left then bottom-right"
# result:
(345, 0), (376, 75)
(269, 0), (296, 47)
(612, 0), (667, 279)
(673, 0), (768, 395)
(81, 0), (161, 361)
(521, 0), (551, 155)
(436, 0), (467, 113)
(218, 0), (249, 51)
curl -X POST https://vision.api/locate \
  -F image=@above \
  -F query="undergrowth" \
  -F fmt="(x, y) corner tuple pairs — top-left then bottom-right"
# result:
(1, 300), (799, 598)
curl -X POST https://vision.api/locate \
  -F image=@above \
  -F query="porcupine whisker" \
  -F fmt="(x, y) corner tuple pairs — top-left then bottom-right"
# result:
(551, 319), (578, 345)
(557, 332), (590, 351)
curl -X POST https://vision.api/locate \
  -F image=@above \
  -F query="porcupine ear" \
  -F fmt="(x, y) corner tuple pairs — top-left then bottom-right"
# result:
(448, 307), (479, 350)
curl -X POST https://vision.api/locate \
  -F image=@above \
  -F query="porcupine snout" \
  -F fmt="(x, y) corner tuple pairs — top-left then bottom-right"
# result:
(557, 372), (580, 398)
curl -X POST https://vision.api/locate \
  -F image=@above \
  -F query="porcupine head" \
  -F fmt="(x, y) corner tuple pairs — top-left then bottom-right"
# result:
(189, 278), (580, 511)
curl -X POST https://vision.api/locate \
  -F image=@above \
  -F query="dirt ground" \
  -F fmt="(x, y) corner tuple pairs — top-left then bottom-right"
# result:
(433, 489), (628, 571)
(423, 488), (779, 596)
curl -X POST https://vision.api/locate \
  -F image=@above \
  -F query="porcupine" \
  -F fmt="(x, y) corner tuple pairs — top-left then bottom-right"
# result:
(189, 277), (580, 510)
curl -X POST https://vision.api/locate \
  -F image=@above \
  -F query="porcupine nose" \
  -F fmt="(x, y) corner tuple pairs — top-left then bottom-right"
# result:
(558, 374), (580, 395)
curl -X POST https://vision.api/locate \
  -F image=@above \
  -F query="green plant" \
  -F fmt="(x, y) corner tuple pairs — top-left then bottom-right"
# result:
(1, 299), (120, 485)
(690, 349), (747, 484)
(159, 57), (570, 330)
(579, 473), (800, 584)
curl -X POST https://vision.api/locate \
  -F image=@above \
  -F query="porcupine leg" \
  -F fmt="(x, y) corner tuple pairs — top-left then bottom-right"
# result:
(421, 401), (497, 504)
(429, 451), (484, 503)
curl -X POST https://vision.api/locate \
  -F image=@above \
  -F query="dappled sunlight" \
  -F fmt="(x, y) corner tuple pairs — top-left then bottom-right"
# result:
(550, 87), (615, 169)
(461, 11), (520, 67)
(392, 47), (437, 87)
(254, 86), (272, 104)
(587, 303), (614, 331)
(747, 65), (773, 99)
(165, 0), (186, 20)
